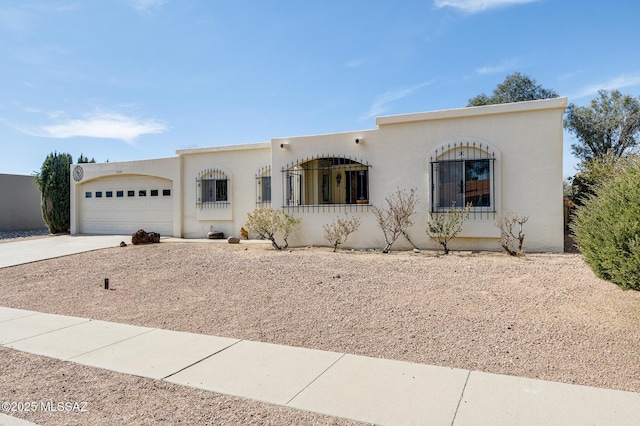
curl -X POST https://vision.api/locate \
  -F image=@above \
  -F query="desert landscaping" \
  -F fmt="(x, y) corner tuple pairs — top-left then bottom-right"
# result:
(0, 240), (639, 424)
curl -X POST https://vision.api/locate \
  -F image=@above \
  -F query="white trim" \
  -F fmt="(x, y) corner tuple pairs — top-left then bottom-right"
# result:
(177, 142), (270, 156)
(376, 97), (568, 126)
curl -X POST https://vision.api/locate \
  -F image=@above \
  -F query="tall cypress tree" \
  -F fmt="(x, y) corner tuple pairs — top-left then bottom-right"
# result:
(33, 152), (73, 234)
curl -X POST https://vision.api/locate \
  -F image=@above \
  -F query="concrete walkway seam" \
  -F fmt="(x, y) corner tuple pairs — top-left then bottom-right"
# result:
(67, 326), (157, 361)
(285, 353), (347, 406)
(1, 316), (92, 345)
(450, 370), (471, 426)
(161, 339), (243, 380)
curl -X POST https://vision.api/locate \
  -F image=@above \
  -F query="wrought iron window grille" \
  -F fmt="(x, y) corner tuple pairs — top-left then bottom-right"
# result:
(255, 165), (272, 207)
(281, 154), (372, 213)
(196, 168), (229, 208)
(430, 141), (496, 220)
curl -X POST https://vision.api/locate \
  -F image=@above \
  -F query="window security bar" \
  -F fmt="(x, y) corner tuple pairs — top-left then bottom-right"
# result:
(430, 141), (496, 220)
(281, 154), (371, 213)
(196, 168), (229, 208)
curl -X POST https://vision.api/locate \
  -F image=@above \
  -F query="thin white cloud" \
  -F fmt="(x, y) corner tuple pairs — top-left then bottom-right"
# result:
(476, 65), (505, 75)
(476, 60), (516, 75)
(434, 0), (540, 13)
(347, 59), (363, 69)
(360, 82), (433, 121)
(570, 74), (640, 100)
(128, 0), (167, 13)
(33, 112), (167, 144)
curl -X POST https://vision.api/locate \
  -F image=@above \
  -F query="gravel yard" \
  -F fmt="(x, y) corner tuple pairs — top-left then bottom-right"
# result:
(0, 241), (638, 424)
(0, 229), (49, 242)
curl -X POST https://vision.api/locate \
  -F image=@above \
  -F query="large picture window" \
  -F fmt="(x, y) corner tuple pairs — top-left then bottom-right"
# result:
(430, 142), (495, 215)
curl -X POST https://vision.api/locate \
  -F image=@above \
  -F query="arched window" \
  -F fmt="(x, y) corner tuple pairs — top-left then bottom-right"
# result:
(281, 155), (371, 212)
(196, 168), (229, 208)
(430, 141), (496, 216)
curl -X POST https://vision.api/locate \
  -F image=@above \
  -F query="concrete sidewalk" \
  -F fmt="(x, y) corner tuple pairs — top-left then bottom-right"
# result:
(1, 306), (638, 425)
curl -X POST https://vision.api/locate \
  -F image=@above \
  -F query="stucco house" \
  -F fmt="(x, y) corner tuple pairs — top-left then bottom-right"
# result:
(70, 97), (568, 252)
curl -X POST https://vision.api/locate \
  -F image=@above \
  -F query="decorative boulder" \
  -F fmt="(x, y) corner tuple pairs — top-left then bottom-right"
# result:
(227, 236), (240, 244)
(120, 241), (127, 247)
(131, 229), (161, 245)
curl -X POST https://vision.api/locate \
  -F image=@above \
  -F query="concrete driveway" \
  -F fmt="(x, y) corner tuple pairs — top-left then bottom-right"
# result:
(0, 235), (131, 268)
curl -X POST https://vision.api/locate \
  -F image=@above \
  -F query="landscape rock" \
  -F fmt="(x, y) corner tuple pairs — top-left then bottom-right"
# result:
(131, 229), (161, 245)
(207, 231), (224, 239)
(228, 236), (240, 244)
(120, 241), (127, 247)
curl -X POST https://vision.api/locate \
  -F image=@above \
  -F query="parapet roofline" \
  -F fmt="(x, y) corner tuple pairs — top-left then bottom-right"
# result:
(176, 142), (271, 156)
(375, 97), (568, 126)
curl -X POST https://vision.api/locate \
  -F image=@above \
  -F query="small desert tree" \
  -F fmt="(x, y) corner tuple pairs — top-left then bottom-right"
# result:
(371, 187), (418, 253)
(496, 211), (529, 256)
(323, 214), (361, 252)
(426, 202), (470, 254)
(244, 207), (301, 250)
(33, 152), (73, 234)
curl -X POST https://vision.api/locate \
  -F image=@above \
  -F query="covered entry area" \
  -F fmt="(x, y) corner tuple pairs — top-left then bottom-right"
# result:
(78, 175), (173, 235)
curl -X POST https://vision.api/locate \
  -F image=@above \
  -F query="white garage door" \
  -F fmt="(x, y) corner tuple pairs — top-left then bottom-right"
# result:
(79, 175), (173, 236)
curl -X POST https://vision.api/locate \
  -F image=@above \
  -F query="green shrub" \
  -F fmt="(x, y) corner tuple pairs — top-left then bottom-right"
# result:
(33, 152), (72, 234)
(569, 152), (639, 206)
(571, 160), (640, 290)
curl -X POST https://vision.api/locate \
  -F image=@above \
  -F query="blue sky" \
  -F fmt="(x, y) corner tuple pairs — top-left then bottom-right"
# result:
(1, 0), (639, 178)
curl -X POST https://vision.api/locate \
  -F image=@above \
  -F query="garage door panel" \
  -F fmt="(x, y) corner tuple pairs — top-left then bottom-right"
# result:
(79, 176), (173, 236)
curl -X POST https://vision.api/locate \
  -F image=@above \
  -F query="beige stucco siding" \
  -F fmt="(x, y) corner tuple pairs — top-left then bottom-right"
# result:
(178, 143), (271, 239)
(273, 98), (567, 252)
(71, 157), (181, 236)
(70, 98), (566, 252)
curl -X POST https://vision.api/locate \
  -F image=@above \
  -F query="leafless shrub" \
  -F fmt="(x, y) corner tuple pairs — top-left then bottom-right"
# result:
(371, 188), (418, 253)
(323, 215), (361, 252)
(245, 207), (301, 250)
(426, 202), (470, 254)
(496, 211), (529, 256)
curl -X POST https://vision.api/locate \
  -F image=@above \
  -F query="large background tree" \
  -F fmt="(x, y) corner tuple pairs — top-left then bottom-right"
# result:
(564, 90), (640, 162)
(33, 152), (73, 234)
(77, 152), (96, 163)
(467, 71), (559, 106)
